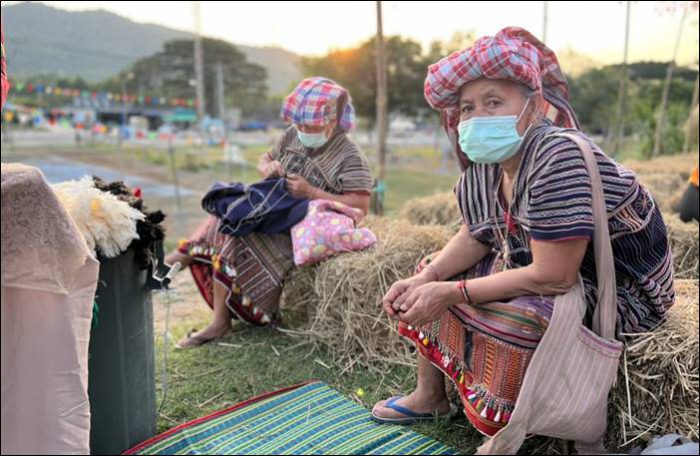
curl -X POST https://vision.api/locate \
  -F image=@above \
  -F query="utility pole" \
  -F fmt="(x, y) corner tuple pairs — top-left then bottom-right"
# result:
(542, 1), (549, 43)
(374, 0), (388, 215)
(119, 72), (134, 148)
(216, 61), (232, 180)
(216, 62), (225, 122)
(612, 1), (631, 156)
(193, 1), (206, 120)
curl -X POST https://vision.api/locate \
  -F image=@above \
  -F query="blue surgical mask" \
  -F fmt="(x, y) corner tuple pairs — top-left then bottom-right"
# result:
(296, 127), (329, 149)
(457, 98), (533, 164)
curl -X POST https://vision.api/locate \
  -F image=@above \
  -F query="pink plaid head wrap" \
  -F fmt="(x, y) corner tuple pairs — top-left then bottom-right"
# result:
(1, 22), (9, 108)
(281, 77), (355, 131)
(424, 27), (579, 134)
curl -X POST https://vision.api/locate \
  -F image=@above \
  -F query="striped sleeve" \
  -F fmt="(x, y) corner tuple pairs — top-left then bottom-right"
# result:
(338, 149), (374, 194)
(525, 138), (594, 241)
(269, 126), (295, 161)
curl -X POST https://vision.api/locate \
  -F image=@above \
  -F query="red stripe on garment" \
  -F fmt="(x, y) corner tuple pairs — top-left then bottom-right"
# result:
(450, 305), (543, 344)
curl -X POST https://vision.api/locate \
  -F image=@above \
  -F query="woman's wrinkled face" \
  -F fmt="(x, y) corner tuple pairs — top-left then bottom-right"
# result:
(459, 78), (536, 136)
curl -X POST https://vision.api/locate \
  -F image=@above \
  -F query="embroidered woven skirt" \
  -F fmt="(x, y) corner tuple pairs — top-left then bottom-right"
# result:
(399, 254), (554, 436)
(178, 216), (294, 326)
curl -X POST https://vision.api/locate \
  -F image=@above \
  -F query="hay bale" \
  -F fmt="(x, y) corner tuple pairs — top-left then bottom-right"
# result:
(282, 209), (697, 363)
(665, 214), (699, 279)
(624, 153), (696, 179)
(281, 214), (697, 452)
(397, 192), (461, 231)
(281, 217), (452, 372)
(608, 279), (699, 449)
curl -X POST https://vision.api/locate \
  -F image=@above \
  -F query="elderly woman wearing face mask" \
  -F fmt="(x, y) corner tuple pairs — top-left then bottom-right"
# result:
(371, 28), (674, 437)
(168, 77), (373, 348)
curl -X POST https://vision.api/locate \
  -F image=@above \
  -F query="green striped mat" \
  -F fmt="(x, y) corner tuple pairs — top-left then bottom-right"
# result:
(124, 381), (458, 455)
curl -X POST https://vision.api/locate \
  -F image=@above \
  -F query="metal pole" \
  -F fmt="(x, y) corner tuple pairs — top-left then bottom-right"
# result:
(119, 78), (126, 148)
(167, 138), (183, 218)
(216, 62), (231, 181)
(216, 63), (226, 121)
(612, 0), (631, 156)
(120, 72), (134, 148)
(193, 1), (206, 121)
(542, 1), (549, 43)
(375, 0), (388, 215)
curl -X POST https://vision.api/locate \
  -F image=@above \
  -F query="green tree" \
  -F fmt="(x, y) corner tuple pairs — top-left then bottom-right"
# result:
(569, 64), (696, 155)
(101, 38), (268, 117)
(301, 35), (431, 122)
(568, 66), (621, 135)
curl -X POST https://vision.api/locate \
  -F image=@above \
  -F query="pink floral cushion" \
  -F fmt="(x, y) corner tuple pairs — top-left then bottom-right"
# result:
(291, 199), (376, 266)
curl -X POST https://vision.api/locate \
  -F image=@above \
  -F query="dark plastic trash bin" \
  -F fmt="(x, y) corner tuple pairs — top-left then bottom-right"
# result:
(88, 247), (157, 455)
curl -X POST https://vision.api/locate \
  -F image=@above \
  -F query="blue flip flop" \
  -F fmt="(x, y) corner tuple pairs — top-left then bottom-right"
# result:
(371, 396), (456, 425)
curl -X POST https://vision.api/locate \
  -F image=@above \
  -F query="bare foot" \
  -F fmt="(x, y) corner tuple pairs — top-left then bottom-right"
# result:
(372, 389), (451, 420)
(165, 251), (193, 269)
(176, 321), (232, 348)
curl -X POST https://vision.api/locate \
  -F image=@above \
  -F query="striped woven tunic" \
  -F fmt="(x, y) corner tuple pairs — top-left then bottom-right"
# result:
(269, 126), (373, 195)
(180, 125), (373, 326)
(455, 120), (675, 334)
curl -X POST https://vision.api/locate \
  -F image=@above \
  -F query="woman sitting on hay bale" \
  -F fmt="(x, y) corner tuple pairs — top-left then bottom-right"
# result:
(372, 27), (675, 442)
(166, 77), (373, 348)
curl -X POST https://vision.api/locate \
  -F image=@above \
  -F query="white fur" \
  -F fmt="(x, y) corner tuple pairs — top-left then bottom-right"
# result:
(52, 177), (145, 258)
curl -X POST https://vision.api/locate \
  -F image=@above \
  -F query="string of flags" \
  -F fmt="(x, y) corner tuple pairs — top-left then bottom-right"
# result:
(9, 80), (196, 107)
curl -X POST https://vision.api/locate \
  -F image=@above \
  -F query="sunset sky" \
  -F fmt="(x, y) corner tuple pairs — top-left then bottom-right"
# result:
(4, 1), (699, 67)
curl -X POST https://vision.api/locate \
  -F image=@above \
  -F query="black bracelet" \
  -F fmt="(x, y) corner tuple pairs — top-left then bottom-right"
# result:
(460, 279), (474, 305)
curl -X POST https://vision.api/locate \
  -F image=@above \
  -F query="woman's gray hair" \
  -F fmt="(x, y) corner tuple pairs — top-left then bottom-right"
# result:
(517, 83), (542, 122)
(518, 84), (535, 99)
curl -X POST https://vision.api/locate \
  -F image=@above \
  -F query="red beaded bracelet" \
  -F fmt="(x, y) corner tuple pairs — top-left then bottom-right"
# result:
(458, 279), (474, 305)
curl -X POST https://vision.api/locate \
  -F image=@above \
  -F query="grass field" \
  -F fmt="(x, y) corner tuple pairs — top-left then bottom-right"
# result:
(152, 273), (539, 454)
(4, 138), (696, 454)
